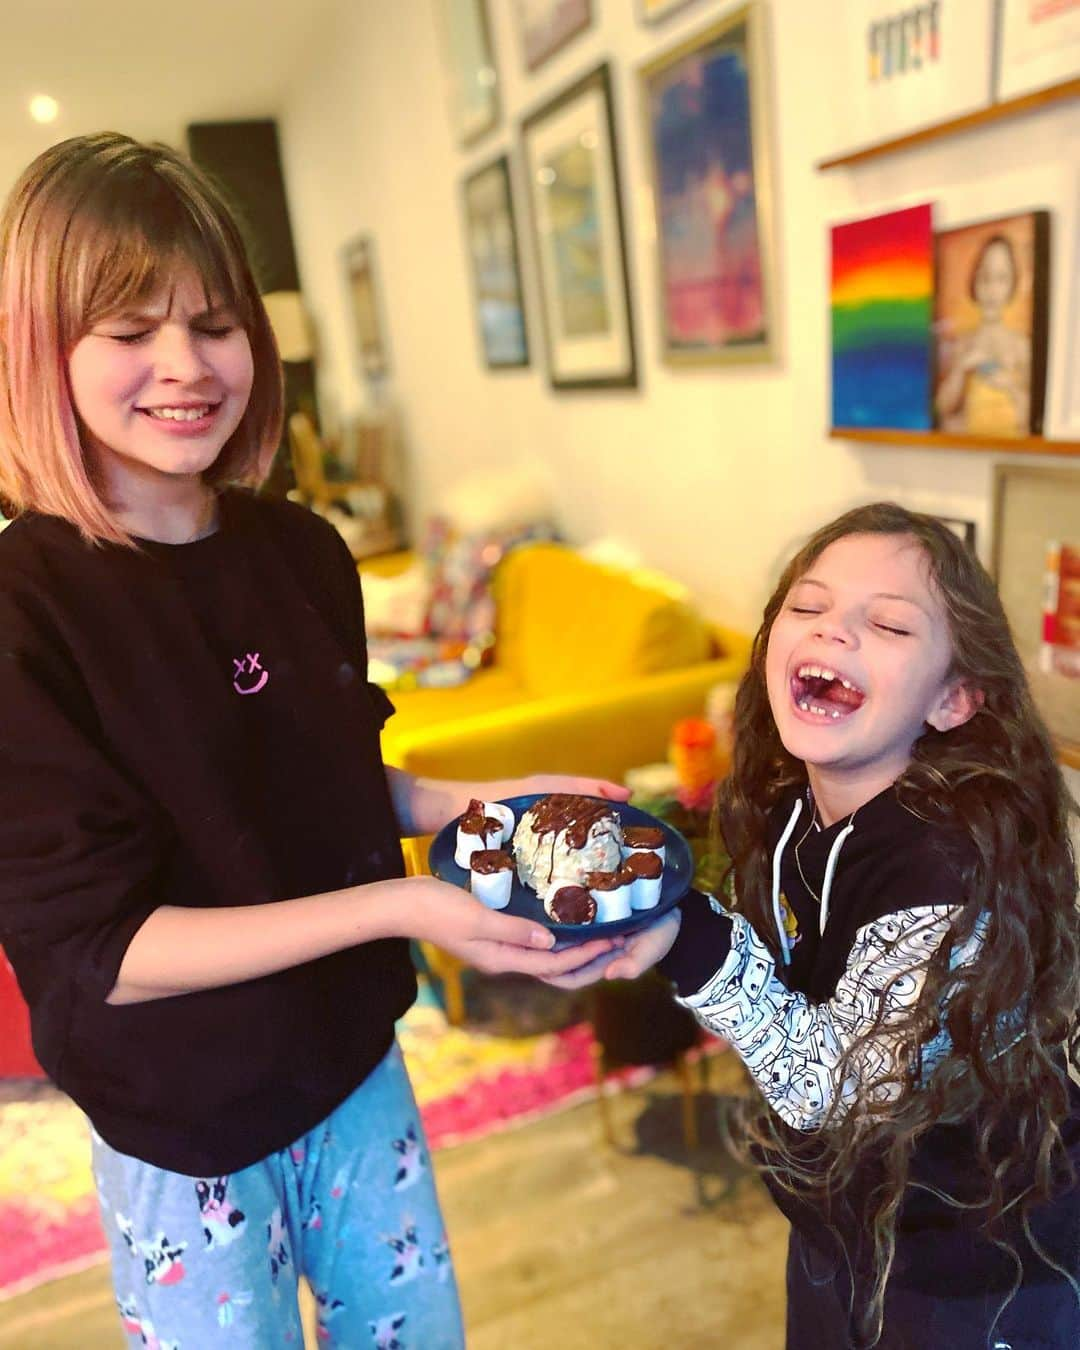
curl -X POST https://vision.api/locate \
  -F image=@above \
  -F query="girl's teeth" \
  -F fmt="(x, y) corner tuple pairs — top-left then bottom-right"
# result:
(147, 406), (211, 421)
(798, 699), (843, 719)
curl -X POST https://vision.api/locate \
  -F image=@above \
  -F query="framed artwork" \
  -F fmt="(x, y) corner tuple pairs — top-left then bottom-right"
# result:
(830, 203), (934, 430)
(640, 5), (777, 364)
(1065, 180), (1080, 436)
(462, 156), (530, 369)
(521, 63), (637, 390)
(933, 210), (1050, 437)
(992, 464), (1080, 766)
(437, 0), (499, 146)
(833, 1), (994, 153)
(995, 0), (1080, 102)
(513, 0), (591, 71)
(342, 235), (388, 379)
(639, 0), (701, 23)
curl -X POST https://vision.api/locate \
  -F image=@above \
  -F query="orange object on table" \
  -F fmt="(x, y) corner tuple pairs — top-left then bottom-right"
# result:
(0, 949), (44, 1078)
(669, 716), (719, 792)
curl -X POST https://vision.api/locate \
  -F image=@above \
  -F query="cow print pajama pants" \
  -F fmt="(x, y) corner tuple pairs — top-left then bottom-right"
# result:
(92, 1041), (464, 1349)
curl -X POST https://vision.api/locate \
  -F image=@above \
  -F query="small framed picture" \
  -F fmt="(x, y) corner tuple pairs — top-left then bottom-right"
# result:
(342, 235), (388, 380)
(933, 210), (1050, 438)
(640, 5), (777, 365)
(462, 156), (530, 369)
(830, 0), (994, 155)
(995, 0), (1080, 102)
(513, 0), (592, 71)
(992, 464), (1080, 767)
(437, 0), (500, 147)
(521, 63), (637, 390)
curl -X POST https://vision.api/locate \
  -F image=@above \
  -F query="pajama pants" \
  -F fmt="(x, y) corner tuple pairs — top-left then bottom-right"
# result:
(92, 1041), (464, 1349)
(785, 1228), (1080, 1350)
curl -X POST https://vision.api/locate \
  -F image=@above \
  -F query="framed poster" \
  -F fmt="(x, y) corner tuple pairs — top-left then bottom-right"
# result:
(437, 0), (500, 146)
(995, 0), (1080, 101)
(833, 0), (994, 153)
(992, 464), (1080, 766)
(641, 5), (776, 364)
(933, 210), (1050, 437)
(462, 156), (530, 369)
(513, 0), (591, 71)
(831, 203), (935, 430)
(342, 235), (389, 379)
(521, 63), (637, 389)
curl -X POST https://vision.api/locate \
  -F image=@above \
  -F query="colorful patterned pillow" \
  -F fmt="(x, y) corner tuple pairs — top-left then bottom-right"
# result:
(367, 517), (558, 691)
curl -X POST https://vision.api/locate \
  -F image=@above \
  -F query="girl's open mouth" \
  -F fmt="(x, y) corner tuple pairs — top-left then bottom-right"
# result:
(790, 663), (865, 720)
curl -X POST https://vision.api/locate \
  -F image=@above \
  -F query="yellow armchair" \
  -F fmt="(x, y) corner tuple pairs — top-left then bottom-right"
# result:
(372, 542), (749, 782)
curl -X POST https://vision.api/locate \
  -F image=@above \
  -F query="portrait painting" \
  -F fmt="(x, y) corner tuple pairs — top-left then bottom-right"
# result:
(933, 211), (1049, 437)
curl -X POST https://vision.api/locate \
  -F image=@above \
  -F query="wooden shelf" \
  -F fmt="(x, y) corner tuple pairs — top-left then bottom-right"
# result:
(817, 78), (1080, 171)
(1059, 742), (1080, 772)
(829, 427), (1080, 457)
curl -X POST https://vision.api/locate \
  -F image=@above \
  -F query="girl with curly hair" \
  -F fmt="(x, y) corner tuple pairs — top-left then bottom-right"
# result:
(561, 503), (1079, 1348)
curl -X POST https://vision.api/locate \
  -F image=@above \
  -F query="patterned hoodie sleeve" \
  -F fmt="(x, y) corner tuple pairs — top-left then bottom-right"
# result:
(673, 902), (966, 1131)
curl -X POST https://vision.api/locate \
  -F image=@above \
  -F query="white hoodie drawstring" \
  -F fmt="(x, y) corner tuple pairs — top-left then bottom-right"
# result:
(771, 794), (858, 955)
(818, 821), (855, 935)
(771, 798), (803, 965)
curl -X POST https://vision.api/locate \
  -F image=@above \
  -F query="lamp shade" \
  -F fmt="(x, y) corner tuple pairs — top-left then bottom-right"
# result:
(262, 290), (314, 363)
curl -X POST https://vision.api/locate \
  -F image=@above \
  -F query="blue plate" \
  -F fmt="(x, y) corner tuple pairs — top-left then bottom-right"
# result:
(428, 794), (693, 942)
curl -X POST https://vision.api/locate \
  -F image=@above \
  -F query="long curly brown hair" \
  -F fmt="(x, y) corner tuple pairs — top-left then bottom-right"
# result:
(717, 502), (1078, 1344)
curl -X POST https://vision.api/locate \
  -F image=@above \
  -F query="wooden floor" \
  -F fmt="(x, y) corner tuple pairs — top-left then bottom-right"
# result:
(0, 1057), (788, 1348)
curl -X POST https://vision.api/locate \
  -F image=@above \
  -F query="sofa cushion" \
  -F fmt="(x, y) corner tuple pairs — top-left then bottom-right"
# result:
(495, 544), (713, 697)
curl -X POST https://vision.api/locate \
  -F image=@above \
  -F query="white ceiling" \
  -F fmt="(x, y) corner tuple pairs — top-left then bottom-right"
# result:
(0, 0), (340, 196)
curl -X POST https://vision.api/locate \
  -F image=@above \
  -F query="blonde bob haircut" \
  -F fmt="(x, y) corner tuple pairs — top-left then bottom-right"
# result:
(0, 132), (283, 545)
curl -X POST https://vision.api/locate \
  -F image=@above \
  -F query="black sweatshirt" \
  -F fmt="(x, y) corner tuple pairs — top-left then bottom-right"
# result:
(661, 784), (1080, 1295)
(0, 489), (416, 1174)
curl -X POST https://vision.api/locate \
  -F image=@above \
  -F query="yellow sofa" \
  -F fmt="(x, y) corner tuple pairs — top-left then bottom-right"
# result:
(367, 541), (750, 784)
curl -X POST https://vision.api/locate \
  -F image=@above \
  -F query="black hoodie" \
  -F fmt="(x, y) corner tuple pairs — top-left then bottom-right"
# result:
(660, 784), (1080, 1295)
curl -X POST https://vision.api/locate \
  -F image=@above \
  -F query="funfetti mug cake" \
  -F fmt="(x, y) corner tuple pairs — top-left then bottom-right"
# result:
(451, 792), (669, 927)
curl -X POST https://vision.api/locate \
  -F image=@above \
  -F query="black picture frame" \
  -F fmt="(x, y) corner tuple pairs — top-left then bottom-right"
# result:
(520, 63), (638, 391)
(462, 155), (530, 370)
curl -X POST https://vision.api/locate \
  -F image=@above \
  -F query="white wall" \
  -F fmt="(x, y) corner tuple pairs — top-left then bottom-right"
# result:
(279, 0), (1079, 632)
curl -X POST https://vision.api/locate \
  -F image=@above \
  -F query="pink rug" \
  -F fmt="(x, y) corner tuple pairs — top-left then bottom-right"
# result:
(0, 1012), (659, 1300)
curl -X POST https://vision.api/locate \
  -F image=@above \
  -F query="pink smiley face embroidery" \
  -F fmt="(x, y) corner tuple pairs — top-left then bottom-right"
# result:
(232, 652), (269, 695)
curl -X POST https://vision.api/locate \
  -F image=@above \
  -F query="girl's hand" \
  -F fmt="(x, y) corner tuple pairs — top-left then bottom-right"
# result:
(408, 877), (616, 978)
(541, 910), (681, 988)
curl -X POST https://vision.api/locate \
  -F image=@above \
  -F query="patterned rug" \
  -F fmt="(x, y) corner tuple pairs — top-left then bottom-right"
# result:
(0, 983), (654, 1301)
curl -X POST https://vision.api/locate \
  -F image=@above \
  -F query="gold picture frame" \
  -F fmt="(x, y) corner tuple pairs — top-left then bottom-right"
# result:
(992, 464), (1080, 768)
(639, 3), (778, 366)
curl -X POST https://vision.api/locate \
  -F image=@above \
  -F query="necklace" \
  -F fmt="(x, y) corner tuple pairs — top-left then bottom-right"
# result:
(793, 790), (858, 905)
(793, 800), (823, 903)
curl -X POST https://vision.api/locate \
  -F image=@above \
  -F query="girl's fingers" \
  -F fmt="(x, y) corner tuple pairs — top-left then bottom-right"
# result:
(478, 910), (555, 949)
(604, 955), (644, 980)
(542, 937), (615, 971)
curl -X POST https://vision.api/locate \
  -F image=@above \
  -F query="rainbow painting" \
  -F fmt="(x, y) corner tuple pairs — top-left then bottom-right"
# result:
(831, 203), (934, 429)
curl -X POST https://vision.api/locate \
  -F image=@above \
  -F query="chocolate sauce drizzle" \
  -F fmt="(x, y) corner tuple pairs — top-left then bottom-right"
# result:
(524, 794), (620, 884)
